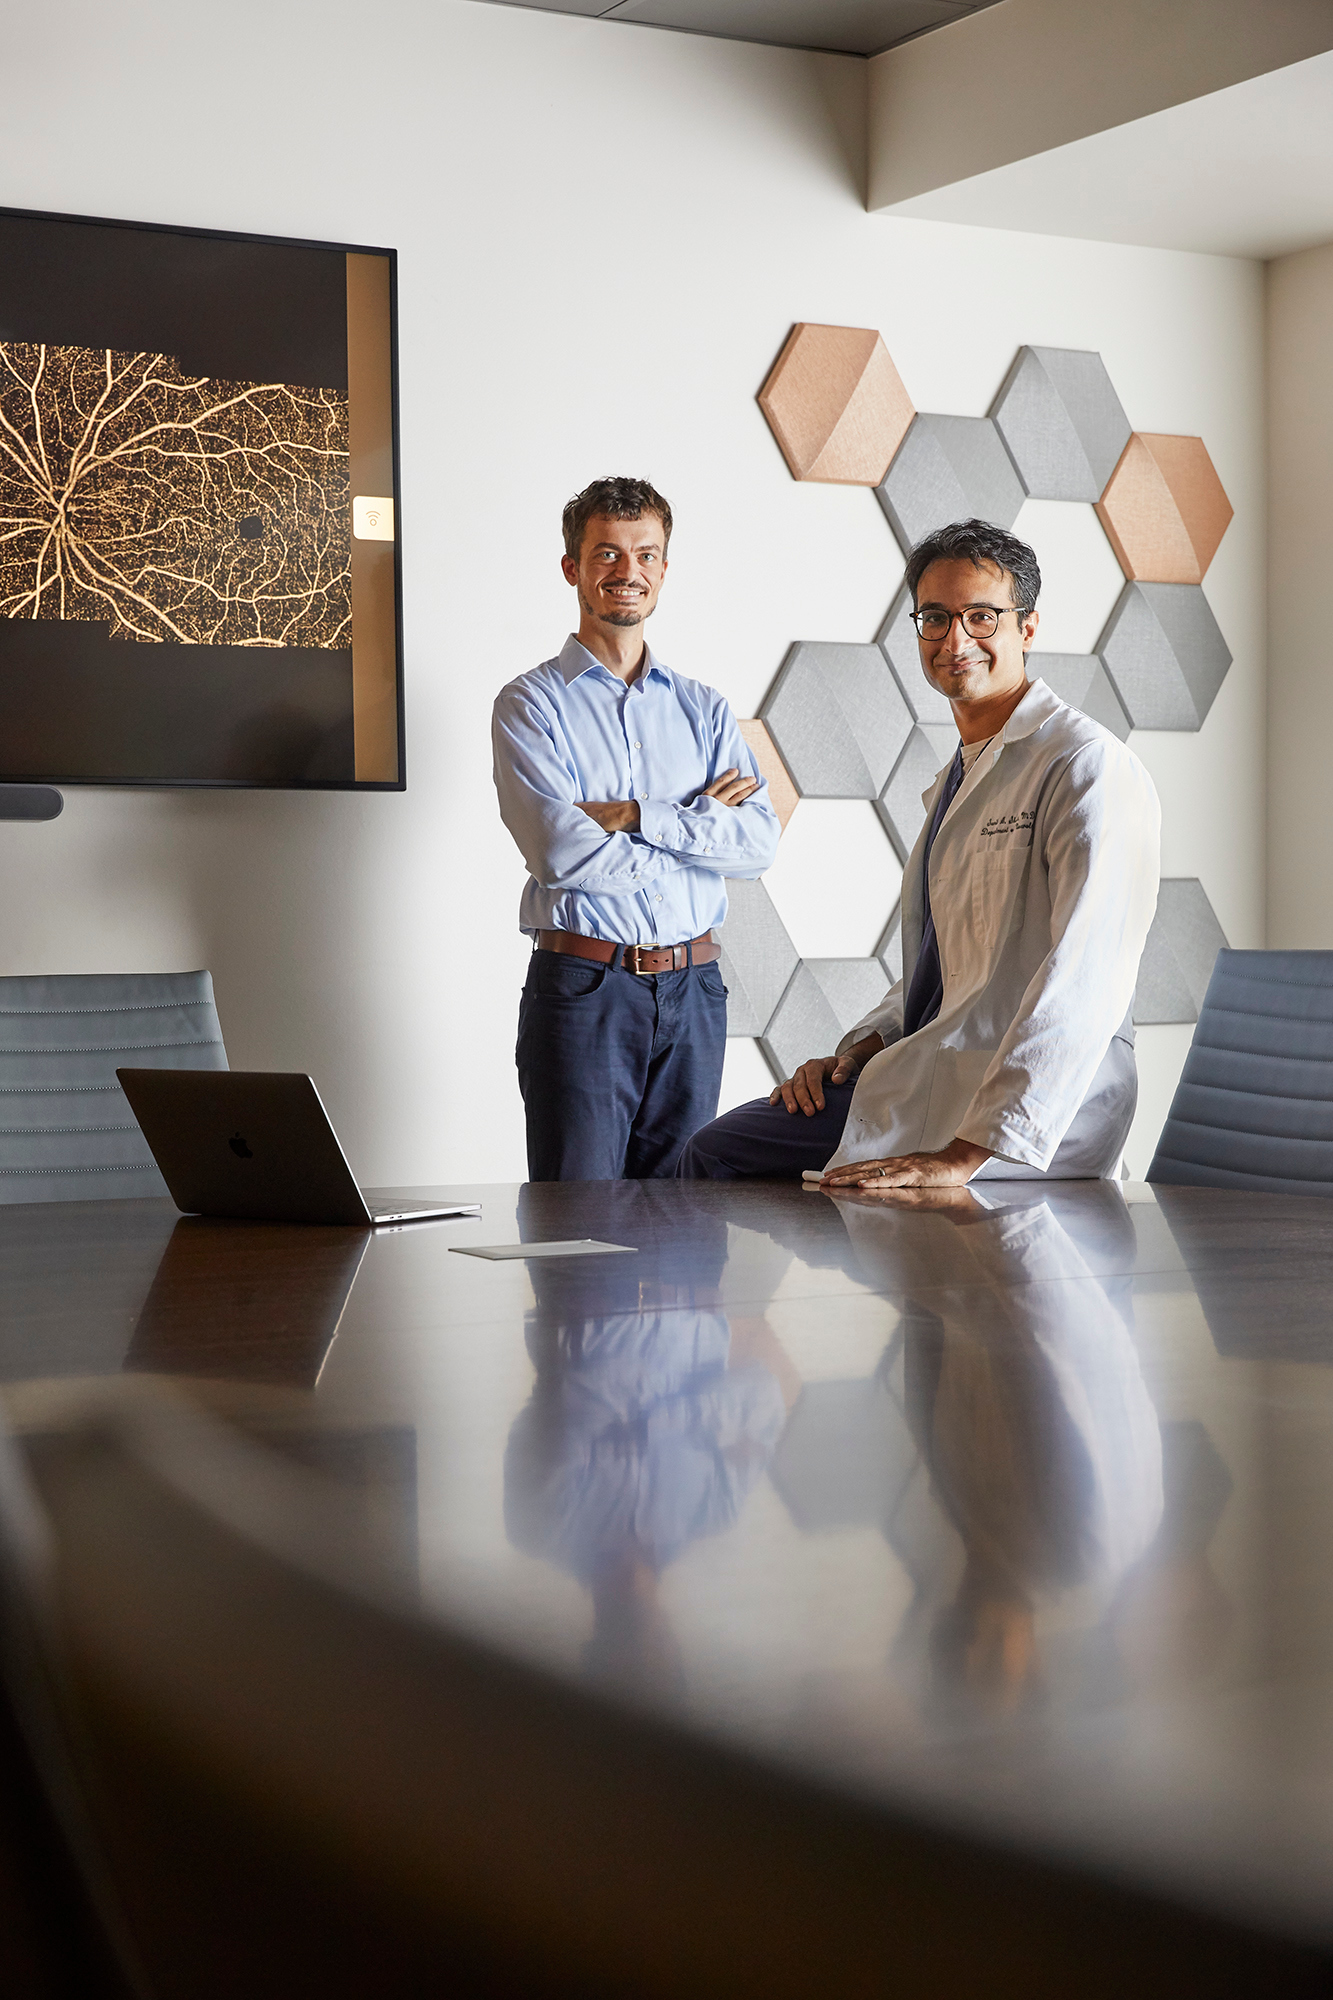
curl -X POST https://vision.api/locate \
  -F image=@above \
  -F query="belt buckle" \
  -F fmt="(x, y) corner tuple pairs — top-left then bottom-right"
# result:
(625, 944), (648, 975)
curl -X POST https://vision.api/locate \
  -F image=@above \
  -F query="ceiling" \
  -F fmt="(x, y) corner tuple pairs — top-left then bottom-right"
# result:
(880, 47), (1333, 261)
(477, 0), (999, 59)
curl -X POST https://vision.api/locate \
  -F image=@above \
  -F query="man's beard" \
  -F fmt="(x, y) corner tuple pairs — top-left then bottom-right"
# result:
(580, 587), (646, 629)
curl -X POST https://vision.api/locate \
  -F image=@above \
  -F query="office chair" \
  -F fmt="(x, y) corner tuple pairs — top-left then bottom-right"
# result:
(1147, 949), (1333, 1194)
(0, 972), (226, 1204)
(0, 1380), (1325, 1999)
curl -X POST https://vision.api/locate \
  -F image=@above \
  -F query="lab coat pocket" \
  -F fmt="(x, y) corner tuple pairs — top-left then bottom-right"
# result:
(921, 1046), (995, 1152)
(970, 846), (1030, 946)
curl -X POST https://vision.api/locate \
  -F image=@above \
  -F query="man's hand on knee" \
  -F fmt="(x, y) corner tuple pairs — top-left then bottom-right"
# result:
(770, 1053), (858, 1116)
(770, 1031), (884, 1117)
(818, 1136), (993, 1188)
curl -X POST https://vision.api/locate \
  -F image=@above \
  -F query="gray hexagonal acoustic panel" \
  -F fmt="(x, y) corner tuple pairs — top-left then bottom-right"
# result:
(877, 587), (956, 724)
(715, 879), (799, 1038)
(1029, 654), (1131, 741)
(876, 724), (957, 863)
(761, 642), (912, 798)
(991, 346), (1132, 501)
(1134, 879), (1228, 1025)
(875, 413), (1025, 555)
(1098, 583), (1233, 731)
(762, 959), (891, 1082)
(876, 904), (903, 986)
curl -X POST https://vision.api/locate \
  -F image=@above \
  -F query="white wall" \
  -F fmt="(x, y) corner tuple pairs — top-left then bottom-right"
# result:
(0, 0), (1265, 1184)
(1267, 240), (1333, 951)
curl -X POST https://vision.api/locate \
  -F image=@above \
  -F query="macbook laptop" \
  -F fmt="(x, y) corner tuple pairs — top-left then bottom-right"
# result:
(117, 1069), (481, 1228)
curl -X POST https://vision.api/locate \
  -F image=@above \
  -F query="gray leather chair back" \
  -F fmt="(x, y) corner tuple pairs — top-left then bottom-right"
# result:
(0, 972), (227, 1205)
(1147, 949), (1333, 1194)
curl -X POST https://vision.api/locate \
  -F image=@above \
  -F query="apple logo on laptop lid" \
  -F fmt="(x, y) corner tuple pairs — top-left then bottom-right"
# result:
(229, 1133), (254, 1160)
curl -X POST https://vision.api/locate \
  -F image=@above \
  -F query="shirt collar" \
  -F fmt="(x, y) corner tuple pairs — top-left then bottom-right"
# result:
(557, 633), (671, 688)
(1002, 674), (1063, 743)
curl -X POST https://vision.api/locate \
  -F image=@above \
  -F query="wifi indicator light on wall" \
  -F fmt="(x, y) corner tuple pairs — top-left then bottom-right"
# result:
(353, 496), (395, 542)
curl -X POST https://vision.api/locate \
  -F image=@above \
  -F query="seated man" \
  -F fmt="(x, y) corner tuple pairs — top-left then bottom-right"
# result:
(679, 518), (1161, 1189)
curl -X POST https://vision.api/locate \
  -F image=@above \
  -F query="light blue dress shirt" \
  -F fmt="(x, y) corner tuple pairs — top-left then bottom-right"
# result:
(492, 634), (781, 945)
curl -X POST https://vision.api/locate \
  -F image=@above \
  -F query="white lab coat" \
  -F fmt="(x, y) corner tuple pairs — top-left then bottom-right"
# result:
(829, 677), (1161, 1179)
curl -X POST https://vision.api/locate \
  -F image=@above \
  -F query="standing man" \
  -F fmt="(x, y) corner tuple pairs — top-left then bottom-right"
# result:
(679, 518), (1160, 1187)
(494, 476), (779, 1181)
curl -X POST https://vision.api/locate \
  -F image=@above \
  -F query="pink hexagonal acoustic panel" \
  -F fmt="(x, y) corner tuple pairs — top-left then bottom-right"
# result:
(757, 323), (914, 486)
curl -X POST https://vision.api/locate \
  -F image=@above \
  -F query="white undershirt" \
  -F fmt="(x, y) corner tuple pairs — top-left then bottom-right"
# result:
(959, 734), (994, 774)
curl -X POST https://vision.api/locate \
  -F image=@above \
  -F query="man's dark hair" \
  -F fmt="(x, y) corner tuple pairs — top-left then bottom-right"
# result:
(904, 518), (1041, 615)
(562, 476), (673, 562)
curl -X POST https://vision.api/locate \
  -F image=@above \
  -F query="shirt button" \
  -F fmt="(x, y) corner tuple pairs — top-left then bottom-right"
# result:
(655, 895), (663, 903)
(633, 741), (642, 749)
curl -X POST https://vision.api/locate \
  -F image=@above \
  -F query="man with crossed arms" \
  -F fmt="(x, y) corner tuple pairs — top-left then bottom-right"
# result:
(679, 518), (1161, 1189)
(494, 476), (779, 1181)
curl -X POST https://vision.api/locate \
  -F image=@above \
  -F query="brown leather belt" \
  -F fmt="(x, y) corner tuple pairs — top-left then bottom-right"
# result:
(536, 929), (720, 976)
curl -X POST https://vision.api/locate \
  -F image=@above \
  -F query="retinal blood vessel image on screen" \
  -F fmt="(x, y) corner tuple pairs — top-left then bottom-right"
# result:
(0, 209), (394, 788)
(0, 342), (350, 648)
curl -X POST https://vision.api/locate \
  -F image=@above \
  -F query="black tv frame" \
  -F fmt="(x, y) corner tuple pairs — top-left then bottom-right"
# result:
(0, 202), (405, 793)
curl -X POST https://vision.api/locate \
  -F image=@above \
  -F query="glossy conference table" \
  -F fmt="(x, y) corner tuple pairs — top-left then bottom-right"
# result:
(5, 1174), (1333, 1976)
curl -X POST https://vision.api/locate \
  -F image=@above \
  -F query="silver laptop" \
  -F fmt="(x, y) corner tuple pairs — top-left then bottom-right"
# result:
(118, 1069), (481, 1228)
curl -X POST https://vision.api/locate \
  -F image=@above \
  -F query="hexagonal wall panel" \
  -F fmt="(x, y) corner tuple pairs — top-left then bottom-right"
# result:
(715, 879), (799, 1039)
(758, 324), (914, 486)
(740, 331), (1235, 1065)
(992, 346), (1132, 502)
(1029, 653), (1131, 741)
(1096, 433), (1233, 584)
(877, 587), (956, 724)
(1099, 583), (1233, 731)
(1134, 879), (1228, 1025)
(761, 642), (913, 799)
(876, 725), (957, 863)
(762, 959), (892, 1082)
(764, 801), (901, 961)
(876, 904), (903, 986)
(875, 413), (1025, 554)
(737, 718), (798, 831)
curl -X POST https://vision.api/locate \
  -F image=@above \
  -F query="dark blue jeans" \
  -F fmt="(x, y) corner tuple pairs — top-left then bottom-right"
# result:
(676, 1080), (857, 1179)
(517, 949), (727, 1181)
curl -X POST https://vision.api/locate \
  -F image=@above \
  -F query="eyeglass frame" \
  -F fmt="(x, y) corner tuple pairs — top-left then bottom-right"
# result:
(910, 604), (1032, 641)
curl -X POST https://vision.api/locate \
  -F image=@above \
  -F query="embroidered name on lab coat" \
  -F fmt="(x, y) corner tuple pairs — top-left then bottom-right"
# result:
(978, 809), (1036, 844)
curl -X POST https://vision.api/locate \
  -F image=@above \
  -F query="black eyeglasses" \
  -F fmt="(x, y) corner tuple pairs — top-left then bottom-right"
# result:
(911, 605), (1030, 641)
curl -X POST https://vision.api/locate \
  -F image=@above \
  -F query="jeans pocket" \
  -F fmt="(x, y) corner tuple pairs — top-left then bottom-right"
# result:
(535, 953), (607, 1000)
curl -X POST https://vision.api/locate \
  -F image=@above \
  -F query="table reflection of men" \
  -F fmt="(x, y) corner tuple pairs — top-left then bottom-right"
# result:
(806, 1186), (1166, 1714)
(504, 1214), (798, 1693)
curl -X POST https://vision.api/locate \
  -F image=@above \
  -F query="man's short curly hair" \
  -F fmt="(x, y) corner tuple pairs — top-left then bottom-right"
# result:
(904, 518), (1042, 615)
(562, 476), (673, 562)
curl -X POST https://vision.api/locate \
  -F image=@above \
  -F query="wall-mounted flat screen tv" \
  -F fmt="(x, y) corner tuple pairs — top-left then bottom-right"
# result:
(0, 206), (402, 789)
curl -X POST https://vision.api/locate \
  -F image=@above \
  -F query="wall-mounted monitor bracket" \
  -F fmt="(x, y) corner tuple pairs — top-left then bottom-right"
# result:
(0, 787), (62, 821)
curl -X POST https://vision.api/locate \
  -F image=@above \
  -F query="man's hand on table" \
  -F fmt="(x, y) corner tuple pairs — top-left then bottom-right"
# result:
(836, 1184), (987, 1219)
(817, 1136), (994, 1191)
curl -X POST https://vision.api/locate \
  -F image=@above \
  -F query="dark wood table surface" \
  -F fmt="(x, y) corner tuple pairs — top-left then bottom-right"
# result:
(5, 1174), (1333, 1961)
